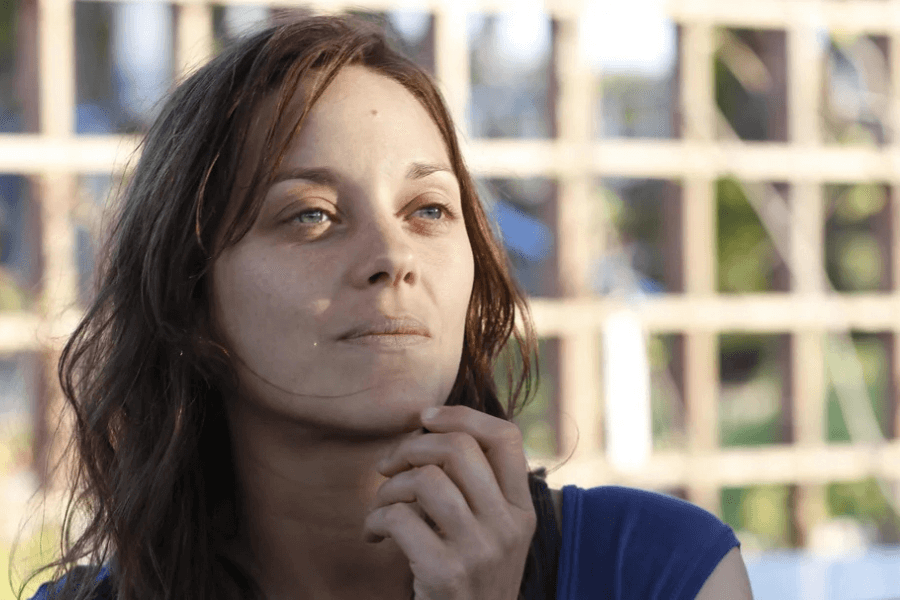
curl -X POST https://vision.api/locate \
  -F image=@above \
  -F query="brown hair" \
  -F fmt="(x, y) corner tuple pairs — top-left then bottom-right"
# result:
(14, 12), (553, 600)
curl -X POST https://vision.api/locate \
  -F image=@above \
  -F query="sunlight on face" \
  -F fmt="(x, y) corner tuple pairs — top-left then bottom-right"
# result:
(210, 65), (475, 433)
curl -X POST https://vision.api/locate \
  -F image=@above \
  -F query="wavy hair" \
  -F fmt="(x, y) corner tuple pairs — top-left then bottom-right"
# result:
(14, 13), (553, 600)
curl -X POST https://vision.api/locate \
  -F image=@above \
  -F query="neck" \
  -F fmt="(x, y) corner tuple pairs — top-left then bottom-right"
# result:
(224, 396), (421, 600)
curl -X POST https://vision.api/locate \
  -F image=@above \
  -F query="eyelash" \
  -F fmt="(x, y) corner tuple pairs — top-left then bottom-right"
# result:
(288, 201), (456, 227)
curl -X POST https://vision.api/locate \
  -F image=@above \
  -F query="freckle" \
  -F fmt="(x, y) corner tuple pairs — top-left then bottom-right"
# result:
(370, 109), (378, 116)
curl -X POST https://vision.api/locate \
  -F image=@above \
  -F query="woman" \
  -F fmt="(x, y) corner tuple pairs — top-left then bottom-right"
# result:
(17, 13), (753, 600)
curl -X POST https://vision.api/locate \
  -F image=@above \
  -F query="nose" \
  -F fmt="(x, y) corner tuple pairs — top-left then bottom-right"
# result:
(349, 217), (418, 289)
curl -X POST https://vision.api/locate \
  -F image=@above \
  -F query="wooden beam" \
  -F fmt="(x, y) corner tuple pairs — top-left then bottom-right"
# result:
(432, 5), (469, 142)
(537, 440), (900, 491)
(527, 294), (900, 336)
(175, 3), (214, 81)
(668, 0), (900, 35)
(550, 16), (603, 466)
(16, 135), (900, 181)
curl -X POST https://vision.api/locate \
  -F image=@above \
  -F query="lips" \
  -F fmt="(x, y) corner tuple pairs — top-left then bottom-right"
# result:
(337, 315), (430, 340)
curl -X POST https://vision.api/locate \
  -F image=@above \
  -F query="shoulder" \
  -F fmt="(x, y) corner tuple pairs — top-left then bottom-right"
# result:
(694, 546), (754, 600)
(28, 565), (113, 600)
(574, 484), (738, 542)
(558, 485), (744, 600)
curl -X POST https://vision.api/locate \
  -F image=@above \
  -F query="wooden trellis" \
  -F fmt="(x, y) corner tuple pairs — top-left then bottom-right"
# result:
(7, 0), (900, 549)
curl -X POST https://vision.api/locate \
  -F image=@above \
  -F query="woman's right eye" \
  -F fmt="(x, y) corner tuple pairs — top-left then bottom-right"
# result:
(290, 208), (331, 225)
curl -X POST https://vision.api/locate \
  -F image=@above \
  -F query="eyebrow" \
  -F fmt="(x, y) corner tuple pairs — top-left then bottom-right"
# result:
(270, 161), (454, 187)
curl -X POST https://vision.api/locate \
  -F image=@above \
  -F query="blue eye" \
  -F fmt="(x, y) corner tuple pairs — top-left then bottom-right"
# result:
(416, 203), (453, 220)
(293, 208), (330, 225)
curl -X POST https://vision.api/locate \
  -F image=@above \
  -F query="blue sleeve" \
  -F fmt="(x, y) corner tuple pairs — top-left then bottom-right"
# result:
(557, 485), (740, 600)
(27, 565), (112, 600)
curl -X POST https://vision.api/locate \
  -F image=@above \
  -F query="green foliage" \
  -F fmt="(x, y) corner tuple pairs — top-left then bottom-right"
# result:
(0, 1), (15, 66)
(714, 57), (742, 128)
(721, 485), (792, 550)
(826, 334), (889, 442)
(835, 184), (886, 223)
(826, 478), (900, 542)
(648, 335), (684, 450)
(825, 184), (887, 292)
(721, 412), (781, 447)
(497, 338), (555, 458)
(0, 276), (29, 312)
(601, 179), (668, 285)
(2, 522), (62, 600)
(716, 177), (776, 293)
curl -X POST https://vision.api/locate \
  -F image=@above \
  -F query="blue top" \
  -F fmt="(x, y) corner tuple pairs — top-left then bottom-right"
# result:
(555, 484), (741, 599)
(28, 564), (113, 600)
(29, 482), (739, 600)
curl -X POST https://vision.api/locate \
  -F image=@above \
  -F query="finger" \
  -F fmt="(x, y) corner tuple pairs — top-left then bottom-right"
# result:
(362, 501), (451, 569)
(377, 431), (508, 522)
(371, 464), (481, 545)
(416, 405), (532, 512)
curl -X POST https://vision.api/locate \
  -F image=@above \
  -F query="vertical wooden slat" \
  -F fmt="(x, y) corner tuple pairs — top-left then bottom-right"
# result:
(887, 35), (900, 461)
(36, 0), (77, 495)
(39, 0), (74, 138)
(681, 23), (715, 143)
(554, 16), (593, 299)
(788, 22), (821, 147)
(433, 5), (470, 142)
(890, 185), (900, 441)
(176, 4), (215, 82)
(889, 32), (900, 148)
(787, 17), (828, 548)
(885, 26), (900, 515)
(549, 12), (602, 474)
(679, 20), (719, 514)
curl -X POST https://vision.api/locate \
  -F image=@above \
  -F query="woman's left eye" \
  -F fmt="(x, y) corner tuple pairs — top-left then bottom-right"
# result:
(291, 208), (332, 225)
(415, 202), (453, 220)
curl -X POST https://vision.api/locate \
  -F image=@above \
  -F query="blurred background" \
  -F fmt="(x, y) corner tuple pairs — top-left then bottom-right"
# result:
(2, 0), (900, 598)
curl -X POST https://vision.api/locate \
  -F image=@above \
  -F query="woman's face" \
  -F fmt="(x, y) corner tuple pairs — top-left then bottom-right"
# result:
(210, 65), (475, 433)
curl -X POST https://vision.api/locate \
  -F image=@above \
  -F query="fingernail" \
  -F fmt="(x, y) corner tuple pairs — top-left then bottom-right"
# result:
(421, 407), (439, 421)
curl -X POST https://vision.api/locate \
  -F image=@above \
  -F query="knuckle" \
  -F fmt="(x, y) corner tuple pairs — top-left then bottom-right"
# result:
(473, 535), (499, 563)
(417, 463), (444, 483)
(442, 558), (467, 588)
(384, 502), (409, 526)
(504, 422), (524, 442)
(447, 431), (475, 452)
(496, 516), (520, 546)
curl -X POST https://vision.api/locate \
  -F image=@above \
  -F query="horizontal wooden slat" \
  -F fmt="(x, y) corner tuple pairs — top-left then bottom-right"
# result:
(75, 0), (585, 19)
(12, 135), (900, 182)
(527, 294), (900, 336)
(668, 0), (900, 34)
(471, 140), (900, 181)
(71, 0), (900, 36)
(531, 440), (900, 491)
(0, 310), (83, 354)
(0, 135), (140, 175)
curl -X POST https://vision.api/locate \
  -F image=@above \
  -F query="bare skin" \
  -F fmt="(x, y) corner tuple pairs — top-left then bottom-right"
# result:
(210, 66), (475, 600)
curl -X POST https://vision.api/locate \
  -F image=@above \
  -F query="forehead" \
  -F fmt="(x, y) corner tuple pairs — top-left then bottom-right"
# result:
(275, 65), (449, 173)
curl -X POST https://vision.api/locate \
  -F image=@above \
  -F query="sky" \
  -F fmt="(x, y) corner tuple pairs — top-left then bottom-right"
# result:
(391, 0), (677, 77)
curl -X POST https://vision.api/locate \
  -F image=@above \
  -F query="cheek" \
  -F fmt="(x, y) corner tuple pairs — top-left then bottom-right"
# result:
(211, 249), (324, 357)
(437, 233), (475, 327)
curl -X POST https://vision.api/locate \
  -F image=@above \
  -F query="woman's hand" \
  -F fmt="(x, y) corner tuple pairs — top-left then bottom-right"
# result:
(363, 405), (537, 600)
